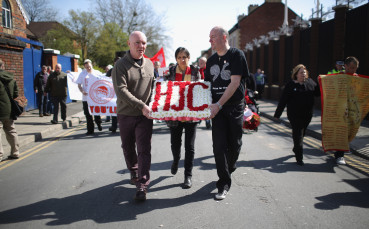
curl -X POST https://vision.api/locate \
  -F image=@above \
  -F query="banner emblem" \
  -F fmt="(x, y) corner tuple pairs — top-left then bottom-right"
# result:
(89, 80), (115, 104)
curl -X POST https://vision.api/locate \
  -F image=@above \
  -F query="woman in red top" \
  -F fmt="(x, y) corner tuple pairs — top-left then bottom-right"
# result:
(165, 47), (201, 189)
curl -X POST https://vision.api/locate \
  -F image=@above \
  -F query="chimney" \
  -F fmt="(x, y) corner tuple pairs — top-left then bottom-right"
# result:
(248, 4), (258, 14)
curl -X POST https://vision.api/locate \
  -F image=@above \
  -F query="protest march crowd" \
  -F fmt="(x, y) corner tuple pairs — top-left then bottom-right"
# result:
(1, 26), (368, 202)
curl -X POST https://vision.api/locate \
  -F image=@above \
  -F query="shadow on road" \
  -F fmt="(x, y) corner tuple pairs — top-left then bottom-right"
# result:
(0, 177), (216, 226)
(314, 178), (369, 210)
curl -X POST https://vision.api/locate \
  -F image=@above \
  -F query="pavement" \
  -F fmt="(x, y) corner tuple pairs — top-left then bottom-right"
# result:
(1, 101), (85, 159)
(1, 99), (369, 161)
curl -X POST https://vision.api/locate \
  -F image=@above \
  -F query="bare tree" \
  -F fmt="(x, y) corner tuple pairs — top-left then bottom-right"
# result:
(22, 0), (59, 22)
(92, 0), (170, 57)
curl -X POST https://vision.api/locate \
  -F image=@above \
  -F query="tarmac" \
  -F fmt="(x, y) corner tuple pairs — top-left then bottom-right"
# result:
(1, 100), (368, 160)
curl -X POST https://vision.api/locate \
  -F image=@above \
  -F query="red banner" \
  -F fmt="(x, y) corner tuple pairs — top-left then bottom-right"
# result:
(144, 47), (166, 67)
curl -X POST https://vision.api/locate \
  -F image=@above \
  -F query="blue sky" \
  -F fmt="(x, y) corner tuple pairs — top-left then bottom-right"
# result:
(51, 0), (366, 64)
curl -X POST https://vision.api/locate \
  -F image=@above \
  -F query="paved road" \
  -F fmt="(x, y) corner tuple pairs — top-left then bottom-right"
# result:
(0, 119), (368, 228)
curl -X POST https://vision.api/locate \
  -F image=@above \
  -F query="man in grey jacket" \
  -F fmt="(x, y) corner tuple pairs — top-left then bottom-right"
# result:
(112, 31), (154, 201)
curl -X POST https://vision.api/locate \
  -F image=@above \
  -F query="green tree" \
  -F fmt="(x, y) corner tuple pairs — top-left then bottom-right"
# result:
(63, 10), (100, 60)
(91, 23), (129, 67)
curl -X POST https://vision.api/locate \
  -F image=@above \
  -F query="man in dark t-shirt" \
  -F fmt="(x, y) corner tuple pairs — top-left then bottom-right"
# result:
(204, 26), (250, 200)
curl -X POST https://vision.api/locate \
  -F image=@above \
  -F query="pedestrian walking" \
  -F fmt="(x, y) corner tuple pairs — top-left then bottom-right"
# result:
(204, 26), (250, 200)
(0, 59), (20, 161)
(44, 64), (68, 124)
(34, 65), (50, 117)
(165, 47), (201, 189)
(274, 64), (320, 166)
(76, 59), (102, 135)
(112, 31), (154, 201)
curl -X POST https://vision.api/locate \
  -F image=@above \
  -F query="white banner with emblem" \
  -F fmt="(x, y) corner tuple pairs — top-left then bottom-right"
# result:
(86, 74), (117, 116)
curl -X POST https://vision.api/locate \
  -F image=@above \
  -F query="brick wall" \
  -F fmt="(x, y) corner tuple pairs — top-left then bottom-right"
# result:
(0, 49), (24, 95)
(0, 0), (27, 38)
(0, 0), (28, 98)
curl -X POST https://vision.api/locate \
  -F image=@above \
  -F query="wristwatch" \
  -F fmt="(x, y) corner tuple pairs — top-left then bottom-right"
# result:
(216, 102), (223, 110)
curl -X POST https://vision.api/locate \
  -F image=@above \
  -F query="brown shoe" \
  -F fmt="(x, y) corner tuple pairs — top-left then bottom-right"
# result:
(44, 113), (51, 116)
(130, 172), (138, 185)
(39, 114), (43, 117)
(134, 188), (147, 201)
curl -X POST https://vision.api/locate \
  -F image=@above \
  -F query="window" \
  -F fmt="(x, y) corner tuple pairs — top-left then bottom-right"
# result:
(2, 0), (12, 28)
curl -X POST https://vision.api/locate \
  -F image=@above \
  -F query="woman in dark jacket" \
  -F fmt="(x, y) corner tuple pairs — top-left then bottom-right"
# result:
(165, 47), (201, 188)
(274, 64), (320, 166)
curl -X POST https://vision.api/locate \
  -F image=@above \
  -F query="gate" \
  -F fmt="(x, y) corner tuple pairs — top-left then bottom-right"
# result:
(23, 47), (42, 111)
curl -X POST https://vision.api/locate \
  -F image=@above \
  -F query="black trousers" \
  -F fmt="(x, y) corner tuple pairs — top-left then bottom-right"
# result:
(289, 116), (312, 162)
(256, 84), (264, 99)
(170, 122), (197, 177)
(36, 92), (47, 114)
(111, 116), (118, 130)
(50, 96), (66, 122)
(334, 151), (345, 159)
(212, 103), (244, 192)
(82, 101), (101, 133)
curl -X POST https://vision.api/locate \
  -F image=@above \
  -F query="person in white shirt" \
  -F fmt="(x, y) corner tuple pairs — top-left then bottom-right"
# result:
(76, 59), (103, 135)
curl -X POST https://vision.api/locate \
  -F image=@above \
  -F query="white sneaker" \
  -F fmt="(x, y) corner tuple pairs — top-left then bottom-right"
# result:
(0, 156), (3, 162)
(336, 157), (346, 165)
(215, 190), (228, 200)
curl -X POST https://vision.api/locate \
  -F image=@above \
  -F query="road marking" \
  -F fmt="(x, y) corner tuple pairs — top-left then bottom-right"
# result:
(0, 124), (85, 171)
(260, 118), (369, 174)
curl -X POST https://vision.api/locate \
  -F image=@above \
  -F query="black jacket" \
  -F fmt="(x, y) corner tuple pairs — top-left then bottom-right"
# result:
(34, 71), (48, 92)
(274, 78), (320, 120)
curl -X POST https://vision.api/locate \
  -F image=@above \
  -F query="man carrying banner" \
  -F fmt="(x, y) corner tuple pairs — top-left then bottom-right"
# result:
(205, 26), (250, 200)
(332, 57), (359, 165)
(112, 31), (154, 201)
(76, 59), (103, 135)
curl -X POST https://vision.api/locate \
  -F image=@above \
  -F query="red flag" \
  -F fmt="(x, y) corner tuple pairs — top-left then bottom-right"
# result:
(144, 47), (166, 67)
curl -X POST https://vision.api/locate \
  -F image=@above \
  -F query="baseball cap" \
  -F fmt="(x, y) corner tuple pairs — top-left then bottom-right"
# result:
(84, 59), (92, 64)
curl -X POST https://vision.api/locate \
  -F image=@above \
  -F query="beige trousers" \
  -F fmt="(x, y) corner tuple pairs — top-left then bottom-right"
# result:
(0, 119), (20, 158)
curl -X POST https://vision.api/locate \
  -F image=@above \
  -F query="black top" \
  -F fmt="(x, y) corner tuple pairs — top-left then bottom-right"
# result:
(274, 78), (320, 120)
(204, 47), (250, 105)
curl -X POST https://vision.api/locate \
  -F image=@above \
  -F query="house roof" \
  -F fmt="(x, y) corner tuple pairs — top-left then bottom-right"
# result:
(14, 0), (29, 24)
(27, 21), (63, 38)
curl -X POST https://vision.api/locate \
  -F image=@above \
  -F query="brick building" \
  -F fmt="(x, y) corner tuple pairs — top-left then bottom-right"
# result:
(236, 0), (298, 51)
(200, 0), (298, 63)
(0, 0), (28, 99)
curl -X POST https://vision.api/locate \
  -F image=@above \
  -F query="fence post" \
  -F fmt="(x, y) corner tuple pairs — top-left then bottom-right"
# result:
(266, 40), (274, 99)
(332, 5), (349, 62)
(260, 43), (265, 71)
(278, 35), (286, 87)
(292, 27), (301, 67)
(252, 48), (257, 73)
(309, 18), (322, 81)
